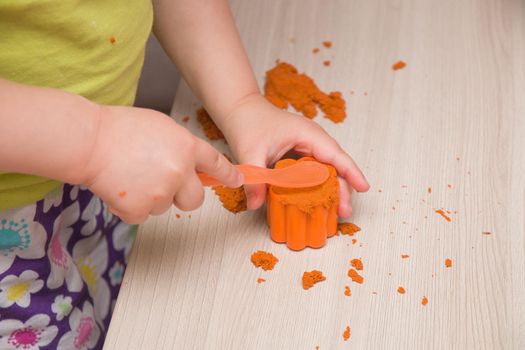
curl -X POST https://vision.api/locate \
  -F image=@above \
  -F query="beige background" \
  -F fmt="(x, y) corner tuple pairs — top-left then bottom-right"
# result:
(106, 0), (525, 349)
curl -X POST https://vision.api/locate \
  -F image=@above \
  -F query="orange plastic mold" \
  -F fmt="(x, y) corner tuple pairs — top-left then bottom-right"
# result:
(266, 157), (339, 250)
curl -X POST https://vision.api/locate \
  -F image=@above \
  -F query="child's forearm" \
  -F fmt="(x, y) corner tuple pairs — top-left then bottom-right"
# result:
(152, 0), (260, 126)
(0, 78), (100, 184)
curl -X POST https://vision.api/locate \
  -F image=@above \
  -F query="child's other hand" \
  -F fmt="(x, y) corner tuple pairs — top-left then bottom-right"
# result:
(221, 94), (369, 218)
(82, 106), (243, 224)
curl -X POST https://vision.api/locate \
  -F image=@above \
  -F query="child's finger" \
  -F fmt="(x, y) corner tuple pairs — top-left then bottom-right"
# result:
(194, 138), (243, 188)
(338, 176), (353, 218)
(108, 206), (149, 225)
(173, 174), (205, 211)
(307, 135), (369, 193)
(244, 183), (267, 210)
(235, 153), (267, 210)
(150, 195), (174, 216)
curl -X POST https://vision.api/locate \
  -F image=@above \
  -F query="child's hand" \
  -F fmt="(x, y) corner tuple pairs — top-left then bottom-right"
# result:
(82, 106), (243, 224)
(221, 94), (369, 218)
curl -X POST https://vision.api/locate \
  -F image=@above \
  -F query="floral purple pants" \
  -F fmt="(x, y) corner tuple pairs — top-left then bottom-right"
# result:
(0, 184), (134, 349)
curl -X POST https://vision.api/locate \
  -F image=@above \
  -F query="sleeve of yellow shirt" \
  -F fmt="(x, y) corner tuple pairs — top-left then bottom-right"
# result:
(0, 0), (153, 210)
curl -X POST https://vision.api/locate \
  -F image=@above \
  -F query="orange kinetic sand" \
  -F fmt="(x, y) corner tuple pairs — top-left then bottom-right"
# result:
(422, 296), (428, 305)
(257, 278), (266, 284)
(397, 286), (406, 294)
(344, 286), (352, 296)
(213, 186), (247, 213)
(338, 222), (361, 236)
(343, 326), (351, 341)
(196, 107), (225, 140)
(350, 258), (363, 271)
(302, 270), (326, 290)
(264, 61), (346, 123)
(323, 60), (331, 67)
(435, 209), (451, 222)
(251, 251), (279, 270)
(347, 269), (363, 284)
(322, 41), (333, 48)
(267, 157), (339, 250)
(392, 60), (406, 70)
(445, 258), (452, 268)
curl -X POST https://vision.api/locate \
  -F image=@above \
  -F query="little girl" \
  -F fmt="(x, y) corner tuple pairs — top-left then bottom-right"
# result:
(0, 0), (369, 348)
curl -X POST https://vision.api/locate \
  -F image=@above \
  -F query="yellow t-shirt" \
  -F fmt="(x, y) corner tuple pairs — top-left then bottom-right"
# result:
(0, 0), (153, 210)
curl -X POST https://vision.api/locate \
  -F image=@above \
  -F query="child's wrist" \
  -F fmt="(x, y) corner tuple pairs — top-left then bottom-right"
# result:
(63, 99), (105, 186)
(219, 92), (266, 125)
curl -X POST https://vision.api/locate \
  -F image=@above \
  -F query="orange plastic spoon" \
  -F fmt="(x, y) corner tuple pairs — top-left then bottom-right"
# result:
(198, 161), (330, 188)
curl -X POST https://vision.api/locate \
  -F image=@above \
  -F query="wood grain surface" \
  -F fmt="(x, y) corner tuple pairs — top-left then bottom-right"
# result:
(105, 0), (525, 349)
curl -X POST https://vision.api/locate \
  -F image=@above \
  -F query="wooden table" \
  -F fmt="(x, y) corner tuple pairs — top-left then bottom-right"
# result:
(105, 0), (525, 348)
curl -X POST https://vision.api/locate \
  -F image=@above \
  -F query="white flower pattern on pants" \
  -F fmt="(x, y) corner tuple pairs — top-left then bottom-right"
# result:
(0, 314), (58, 350)
(0, 205), (47, 274)
(46, 202), (83, 292)
(73, 232), (110, 324)
(112, 222), (136, 264)
(57, 301), (100, 350)
(0, 270), (44, 308)
(0, 184), (133, 349)
(51, 295), (73, 321)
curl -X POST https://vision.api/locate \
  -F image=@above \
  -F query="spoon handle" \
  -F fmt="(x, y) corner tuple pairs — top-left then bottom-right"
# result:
(197, 164), (268, 187)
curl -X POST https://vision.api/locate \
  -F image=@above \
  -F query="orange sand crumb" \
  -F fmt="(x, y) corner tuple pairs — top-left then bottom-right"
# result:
(212, 186), (247, 213)
(322, 41), (333, 48)
(312, 48), (320, 54)
(109, 36), (116, 44)
(397, 286), (406, 294)
(351, 239), (357, 245)
(350, 258), (363, 271)
(196, 107), (224, 140)
(347, 269), (363, 284)
(118, 191), (126, 198)
(401, 254), (410, 259)
(392, 60), (406, 70)
(182, 116), (190, 122)
(422, 296), (428, 305)
(445, 258), (452, 268)
(338, 222), (361, 236)
(435, 209), (451, 222)
(175, 214), (181, 219)
(257, 278), (266, 284)
(251, 251), (279, 270)
(323, 60), (331, 66)
(343, 326), (351, 341)
(344, 285), (352, 296)
(302, 270), (326, 290)
(428, 187), (432, 193)
(264, 61), (346, 123)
